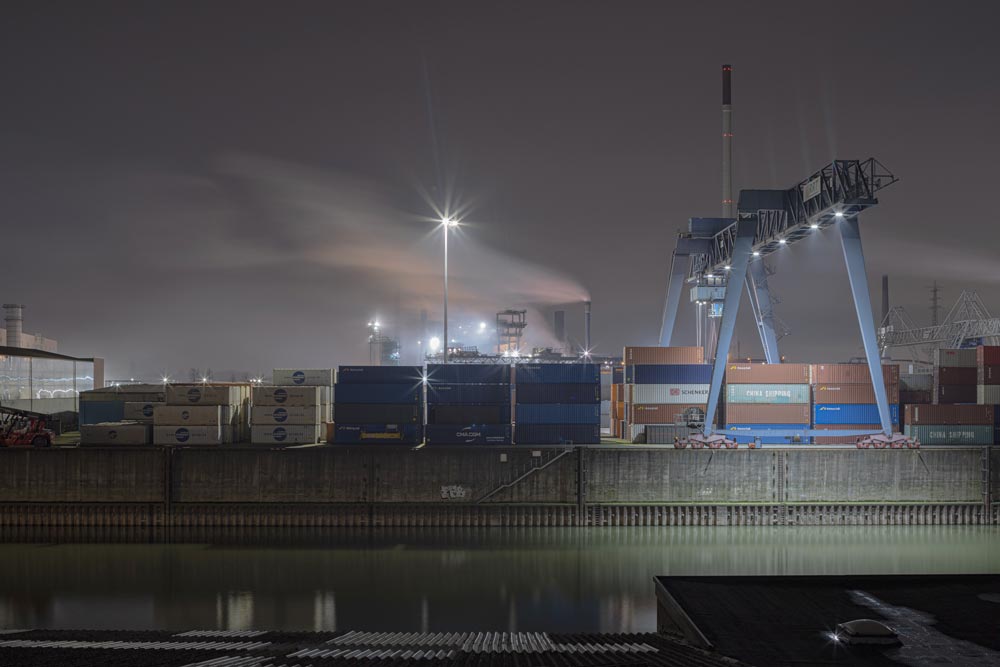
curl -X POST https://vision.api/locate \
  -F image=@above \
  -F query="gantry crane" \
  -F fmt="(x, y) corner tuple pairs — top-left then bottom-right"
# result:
(659, 159), (912, 447)
(880, 291), (1000, 359)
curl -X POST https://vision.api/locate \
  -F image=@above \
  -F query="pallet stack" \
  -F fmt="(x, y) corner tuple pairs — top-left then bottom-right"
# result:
(622, 346), (706, 443)
(333, 366), (423, 445)
(903, 404), (995, 446)
(425, 364), (512, 445)
(724, 363), (811, 445)
(811, 364), (900, 442)
(154, 384), (249, 446)
(934, 349), (978, 404)
(251, 385), (323, 445)
(513, 363), (600, 444)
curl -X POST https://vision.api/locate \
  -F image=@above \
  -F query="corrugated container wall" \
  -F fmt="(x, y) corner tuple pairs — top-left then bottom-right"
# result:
(813, 403), (900, 425)
(724, 363), (811, 384)
(935, 385), (977, 404)
(977, 346), (1000, 367)
(426, 364), (511, 384)
(514, 424), (599, 444)
(724, 424), (810, 445)
(623, 346), (704, 365)
(514, 364), (600, 384)
(813, 384), (900, 405)
(934, 349), (978, 368)
(628, 364), (711, 385)
(725, 384), (811, 404)
(724, 404), (810, 424)
(337, 366), (424, 384)
(629, 403), (706, 425)
(811, 364), (900, 385)
(631, 384), (710, 404)
(904, 424), (993, 445)
(977, 366), (1000, 385)
(905, 404), (994, 425)
(978, 386), (1000, 404)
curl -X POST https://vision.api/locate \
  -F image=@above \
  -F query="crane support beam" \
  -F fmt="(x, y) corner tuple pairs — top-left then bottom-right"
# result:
(745, 258), (780, 363)
(839, 215), (894, 436)
(659, 238), (711, 346)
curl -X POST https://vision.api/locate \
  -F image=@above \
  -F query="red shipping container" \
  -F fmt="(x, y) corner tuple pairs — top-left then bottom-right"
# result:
(900, 390), (932, 404)
(811, 364), (900, 385)
(724, 363), (811, 384)
(977, 346), (1000, 366)
(813, 383), (900, 404)
(904, 404), (994, 425)
(935, 384), (977, 404)
(978, 365), (1000, 386)
(629, 403), (706, 424)
(724, 403), (810, 424)
(623, 346), (704, 365)
(936, 366), (978, 385)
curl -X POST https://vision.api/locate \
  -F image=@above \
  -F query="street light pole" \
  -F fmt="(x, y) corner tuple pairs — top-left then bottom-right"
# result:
(441, 218), (457, 364)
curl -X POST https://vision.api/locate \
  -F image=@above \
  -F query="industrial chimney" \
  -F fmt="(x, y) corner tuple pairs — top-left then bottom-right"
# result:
(584, 301), (592, 355)
(4, 304), (23, 349)
(722, 64), (734, 218)
(553, 310), (566, 347)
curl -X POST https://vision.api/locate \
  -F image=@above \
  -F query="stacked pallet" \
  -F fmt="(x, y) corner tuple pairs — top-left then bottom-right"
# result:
(977, 346), (1000, 405)
(334, 366), (423, 444)
(934, 349), (978, 404)
(811, 364), (900, 443)
(514, 363), (600, 444)
(154, 384), (249, 446)
(425, 364), (512, 445)
(724, 363), (811, 445)
(251, 385), (323, 445)
(622, 346), (706, 443)
(903, 404), (995, 445)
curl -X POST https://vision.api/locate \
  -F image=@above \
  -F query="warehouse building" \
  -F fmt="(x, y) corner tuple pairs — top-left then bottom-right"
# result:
(0, 346), (103, 414)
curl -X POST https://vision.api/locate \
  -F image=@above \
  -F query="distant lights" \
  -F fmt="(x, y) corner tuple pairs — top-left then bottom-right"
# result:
(752, 251), (761, 257)
(723, 265), (731, 270)
(810, 223), (820, 229)
(834, 211), (845, 219)
(706, 273), (714, 279)
(778, 238), (787, 245)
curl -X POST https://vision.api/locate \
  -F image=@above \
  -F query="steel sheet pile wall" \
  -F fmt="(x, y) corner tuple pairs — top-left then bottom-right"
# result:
(251, 386), (323, 445)
(904, 404), (996, 445)
(154, 384), (250, 445)
(724, 363), (811, 444)
(977, 346), (1000, 406)
(425, 364), (512, 445)
(934, 348), (978, 404)
(514, 363), (600, 444)
(811, 364), (899, 443)
(334, 366), (424, 444)
(622, 346), (705, 443)
(79, 384), (164, 445)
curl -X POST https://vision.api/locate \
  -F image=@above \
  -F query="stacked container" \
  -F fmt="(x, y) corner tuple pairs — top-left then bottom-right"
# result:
(514, 363), (600, 444)
(334, 366), (423, 444)
(723, 363), (811, 445)
(622, 346), (706, 443)
(610, 382), (626, 439)
(80, 384), (166, 426)
(811, 364), (900, 443)
(600, 365), (612, 434)
(154, 384), (249, 446)
(904, 404), (995, 445)
(899, 372), (934, 406)
(977, 346), (1000, 405)
(934, 349), (978, 404)
(273, 369), (334, 423)
(425, 364), (512, 445)
(251, 385), (323, 445)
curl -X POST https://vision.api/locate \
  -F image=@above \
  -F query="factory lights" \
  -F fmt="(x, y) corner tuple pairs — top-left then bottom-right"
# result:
(778, 238), (787, 245)
(835, 211), (845, 219)
(810, 223), (819, 229)
(752, 251), (760, 256)
(724, 265), (731, 270)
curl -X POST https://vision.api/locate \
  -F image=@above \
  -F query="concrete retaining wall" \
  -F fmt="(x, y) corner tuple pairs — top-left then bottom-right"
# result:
(0, 448), (165, 503)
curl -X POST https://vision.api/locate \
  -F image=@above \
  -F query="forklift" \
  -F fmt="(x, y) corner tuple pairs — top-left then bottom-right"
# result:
(0, 405), (54, 447)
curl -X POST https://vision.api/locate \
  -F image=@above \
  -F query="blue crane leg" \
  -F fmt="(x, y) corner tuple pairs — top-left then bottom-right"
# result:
(659, 249), (689, 346)
(746, 258), (781, 363)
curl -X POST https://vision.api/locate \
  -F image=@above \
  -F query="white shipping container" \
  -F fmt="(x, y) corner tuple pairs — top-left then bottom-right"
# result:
(154, 425), (231, 445)
(251, 424), (321, 445)
(272, 369), (335, 386)
(252, 385), (321, 407)
(630, 384), (710, 404)
(123, 401), (164, 421)
(978, 385), (1000, 404)
(251, 404), (322, 425)
(166, 384), (240, 406)
(600, 400), (611, 415)
(80, 422), (151, 445)
(933, 348), (977, 368)
(154, 405), (229, 426)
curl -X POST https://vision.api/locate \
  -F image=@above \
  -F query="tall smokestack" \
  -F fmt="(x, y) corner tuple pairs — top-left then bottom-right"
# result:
(881, 275), (890, 324)
(553, 310), (566, 346)
(4, 304), (23, 349)
(584, 301), (592, 355)
(722, 64), (734, 218)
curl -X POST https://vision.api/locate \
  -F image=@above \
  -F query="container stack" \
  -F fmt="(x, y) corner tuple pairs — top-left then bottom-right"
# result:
(977, 346), (1000, 405)
(425, 364), (512, 445)
(514, 363), (600, 444)
(610, 381), (626, 439)
(899, 372), (934, 406)
(622, 346), (706, 443)
(154, 384), (249, 446)
(723, 363), (812, 445)
(79, 384), (166, 426)
(934, 349), (978, 404)
(334, 366), (423, 445)
(272, 369), (334, 422)
(600, 365), (613, 435)
(251, 385), (323, 445)
(903, 404), (995, 445)
(811, 364), (900, 443)
(80, 421), (152, 446)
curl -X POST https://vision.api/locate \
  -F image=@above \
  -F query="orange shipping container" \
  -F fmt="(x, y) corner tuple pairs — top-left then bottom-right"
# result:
(904, 404), (995, 426)
(629, 403), (706, 425)
(623, 346), (704, 365)
(724, 403), (810, 424)
(811, 363), (900, 385)
(813, 383), (900, 404)
(725, 363), (811, 384)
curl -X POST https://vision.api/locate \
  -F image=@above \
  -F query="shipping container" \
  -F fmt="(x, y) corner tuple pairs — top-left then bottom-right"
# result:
(905, 404), (994, 426)
(600, 382), (611, 400)
(333, 423), (421, 444)
(251, 424), (321, 445)
(937, 366), (978, 385)
(427, 383), (511, 405)
(612, 366), (625, 384)
(724, 403), (810, 425)
(935, 384), (977, 404)
(612, 384), (625, 402)
(515, 383), (600, 404)
(336, 366), (424, 384)
(724, 363), (811, 384)
(812, 383), (900, 405)
(725, 384), (810, 404)
(629, 403), (706, 425)
(813, 403), (900, 425)
(977, 365), (1000, 386)
(900, 373), (934, 391)
(628, 364), (712, 385)
(600, 400), (611, 415)
(123, 401), (163, 422)
(978, 385), (1000, 404)
(977, 346), (1000, 367)
(515, 404), (600, 425)
(631, 384), (710, 404)
(811, 364), (900, 385)
(333, 383), (423, 405)
(153, 425), (232, 445)
(426, 364), (511, 385)
(252, 386), (321, 407)
(153, 405), (230, 427)
(933, 349), (978, 368)
(80, 422), (151, 445)
(79, 400), (124, 425)
(900, 390), (933, 405)
(166, 384), (242, 406)
(514, 423), (599, 444)
(514, 364), (600, 384)
(724, 424), (811, 445)
(272, 369), (335, 386)
(424, 424), (512, 445)
(623, 346), (703, 365)
(334, 403), (421, 424)
(428, 404), (510, 424)
(250, 404), (324, 425)
(904, 424), (993, 445)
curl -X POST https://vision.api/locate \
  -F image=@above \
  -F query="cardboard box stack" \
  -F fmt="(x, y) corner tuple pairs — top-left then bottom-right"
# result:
(724, 363), (811, 445)
(251, 385), (323, 445)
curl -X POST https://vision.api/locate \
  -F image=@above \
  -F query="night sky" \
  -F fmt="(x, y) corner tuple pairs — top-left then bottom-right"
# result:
(3, 1), (999, 379)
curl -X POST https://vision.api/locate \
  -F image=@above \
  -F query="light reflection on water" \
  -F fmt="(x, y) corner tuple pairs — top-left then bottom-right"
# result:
(0, 526), (997, 633)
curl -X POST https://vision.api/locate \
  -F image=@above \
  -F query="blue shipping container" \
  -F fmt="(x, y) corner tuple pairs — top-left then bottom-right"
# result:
(515, 424), (600, 444)
(515, 404), (601, 424)
(813, 403), (900, 425)
(629, 364), (712, 385)
(333, 423), (421, 444)
(424, 424), (512, 445)
(515, 383), (600, 404)
(427, 384), (511, 405)
(428, 404), (510, 424)
(80, 400), (125, 425)
(334, 383), (423, 405)
(612, 366), (624, 384)
(514, 364), (600, 384)
(337, 366), (424, 384)
(426, 364), (511, 385)
(725, 423), (812, 444)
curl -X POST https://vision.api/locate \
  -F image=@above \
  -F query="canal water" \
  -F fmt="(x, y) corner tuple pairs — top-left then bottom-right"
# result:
(0, 527), (997, 633)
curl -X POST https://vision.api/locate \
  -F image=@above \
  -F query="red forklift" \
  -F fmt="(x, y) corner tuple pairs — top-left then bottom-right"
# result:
(0, 405), (54, 447)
